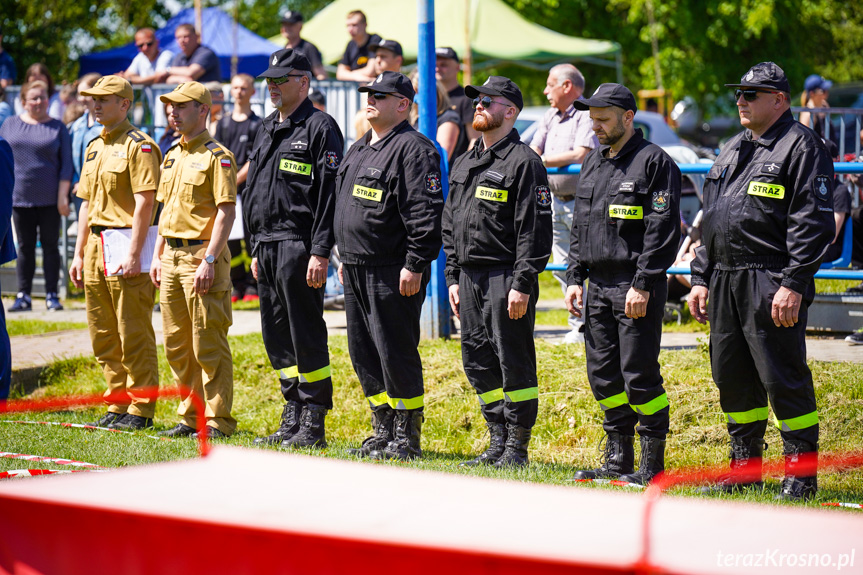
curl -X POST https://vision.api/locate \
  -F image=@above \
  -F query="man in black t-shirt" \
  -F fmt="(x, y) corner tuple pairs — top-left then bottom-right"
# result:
(435, 47), (477, 159)
(280, 11), (327, 80)
(336, 10), (380, 83)
(163, 24), (221, 83)
(214, 73), (263, 302)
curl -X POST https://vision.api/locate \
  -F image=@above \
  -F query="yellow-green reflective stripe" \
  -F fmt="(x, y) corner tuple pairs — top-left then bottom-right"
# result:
(608, 205), (643, 219)
(279, 159), (312, 175)
(505, 387), (539, 403)
(478, 388), (504, 405)
(725, 407), (769, 425)
(631, 393), (669, 416)
(598, 391), (629, 411)
(388, 395), (424, 410)
(299, 365), (331, 383)
(367, 391), (389, 407)
(775, 411), (819, 431)
(278, 365), (299, 379)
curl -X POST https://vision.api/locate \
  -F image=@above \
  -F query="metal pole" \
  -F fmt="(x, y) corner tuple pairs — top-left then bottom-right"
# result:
(417, 0), (450, 339)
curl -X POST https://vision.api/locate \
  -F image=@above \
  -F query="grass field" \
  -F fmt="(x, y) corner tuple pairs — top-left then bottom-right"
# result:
(6, 319), (88, 337)
(2, 332), (862, 509)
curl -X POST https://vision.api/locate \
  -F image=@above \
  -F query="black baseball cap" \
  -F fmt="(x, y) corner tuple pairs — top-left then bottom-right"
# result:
(358, 71), (415, 101)
(435, 47), (459, 62)
(725, 62), (791, 93)
(369, 39), (403, 57)
(258, 48), (312, 78)
(465, 76), (524, 111)
(281, 11), (303, 24)
(574, 83), (637, 113)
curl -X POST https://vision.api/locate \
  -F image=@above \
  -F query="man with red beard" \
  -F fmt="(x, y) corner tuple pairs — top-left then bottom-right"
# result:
(442, 76), (552, 467)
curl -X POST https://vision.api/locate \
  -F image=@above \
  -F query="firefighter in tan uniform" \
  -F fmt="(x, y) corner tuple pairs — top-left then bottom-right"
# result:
(149, 82), (238, 438)
(69, 76), (161, 430)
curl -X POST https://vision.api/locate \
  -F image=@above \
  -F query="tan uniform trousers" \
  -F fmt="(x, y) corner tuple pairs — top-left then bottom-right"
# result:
(160, 242), (236, 434)
(84, 232), (159, 418)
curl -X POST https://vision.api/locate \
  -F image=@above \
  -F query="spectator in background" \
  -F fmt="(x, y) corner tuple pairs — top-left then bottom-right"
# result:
(823, 140), (851, 265)
(435, 47), (477, 159)
(161, 24), (220, 84)
(15, 64), (64, 120)
(799, 75), (832, 140)
(0, 79), (73, 312)
(335, 10), (380, 82)
(157, 101), (180, 155)
(0, 26), (15, 89)
(280, 11), (327, 81)
(530, 64), (597, 344)
(308, 89), (326, 112)
(214, 73), (262, 303)
(69, 73), (103, 215)
(0, 135), (13, 400)
(408, 69), (461, 163)
(0, 85), (12, 127)
(370, 39), (403, 75)
(121, 28), (174, 86)
(205, 81), (225, 136)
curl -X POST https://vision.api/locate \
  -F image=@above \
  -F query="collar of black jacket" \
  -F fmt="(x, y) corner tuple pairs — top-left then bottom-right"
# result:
(473, 128), (521, 160)
(361, 119), (413, 150)
(265, 97), (316, 132)
(742, 108), (794, 147)
(599, 127), (645, 161)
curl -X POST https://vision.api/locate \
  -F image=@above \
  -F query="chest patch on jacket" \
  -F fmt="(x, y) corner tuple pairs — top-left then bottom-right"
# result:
(280, 159), (312, 175)
(747, 181), (785, 199)
(476, 186), (508, 202)
(609, 205), (643, 219)
(353, 185), (382, 202)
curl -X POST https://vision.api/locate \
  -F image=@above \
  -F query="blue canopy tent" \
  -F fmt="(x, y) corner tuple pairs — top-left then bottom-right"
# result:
(79, 8), (282, 80)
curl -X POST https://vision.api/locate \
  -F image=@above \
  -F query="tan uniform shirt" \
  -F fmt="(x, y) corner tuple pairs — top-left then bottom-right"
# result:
(78, 119), (161, 227)
(157, 130), (237, 239)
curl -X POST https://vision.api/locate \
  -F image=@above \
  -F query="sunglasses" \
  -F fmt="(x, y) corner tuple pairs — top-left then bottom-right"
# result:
(136, 41), (154, 49)
(472, 96), (508, 109)
(734, 89), (781, 102)
(368, 92), (392, 100)
(266, 74), (305, 86)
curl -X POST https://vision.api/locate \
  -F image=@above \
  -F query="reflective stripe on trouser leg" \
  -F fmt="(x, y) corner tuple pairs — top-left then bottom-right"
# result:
(277, 364), (332, 383)
(775, 411), (819, 432)
(725, 407), (769, 425)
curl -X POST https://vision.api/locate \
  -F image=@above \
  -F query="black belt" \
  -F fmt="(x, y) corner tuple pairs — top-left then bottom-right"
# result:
(90, 226), (129, 235)
(165, 238), (205, 248)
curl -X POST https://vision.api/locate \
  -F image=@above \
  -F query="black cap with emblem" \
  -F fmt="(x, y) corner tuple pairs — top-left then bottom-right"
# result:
(258, 48), (312, 79)
(465, 76), (524, 111)
(369, 39), (403, 57)
(725, 62), (791, 93)
(574, 83), (637, 113)
(435, 47), (459, 62)
(281, 10), (303, 24)
(358, 71), (415, 101)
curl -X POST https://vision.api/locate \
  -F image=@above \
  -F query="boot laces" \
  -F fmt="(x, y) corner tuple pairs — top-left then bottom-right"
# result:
(598, 434), (617, 469)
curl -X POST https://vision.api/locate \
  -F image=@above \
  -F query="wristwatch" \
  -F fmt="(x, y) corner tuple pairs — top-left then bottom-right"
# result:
(204, 254), (215, 264)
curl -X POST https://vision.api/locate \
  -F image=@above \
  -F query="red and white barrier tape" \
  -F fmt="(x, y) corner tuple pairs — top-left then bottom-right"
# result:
(0, 420), (172, 441)
(0, 452), (106, 469)
(821, 502), (863, 510)
(0, 468), (108, 479)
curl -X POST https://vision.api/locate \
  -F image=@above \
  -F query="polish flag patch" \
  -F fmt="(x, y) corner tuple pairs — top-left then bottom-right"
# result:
(141, 143), (152, 153)
(220, 158), (232, 168)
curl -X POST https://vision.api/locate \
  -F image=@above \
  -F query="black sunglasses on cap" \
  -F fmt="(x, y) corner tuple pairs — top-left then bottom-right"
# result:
(472, 95), (509, 109)
(735, 88), (781, 102)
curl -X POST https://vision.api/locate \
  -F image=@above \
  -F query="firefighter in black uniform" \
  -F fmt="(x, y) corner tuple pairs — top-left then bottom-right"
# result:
(564, 84), (681, 485)
(335, 71), (443, 460)
(443, 76), (552, 467)
(690, 62), (834, 500)
(245, 49), (343, 448)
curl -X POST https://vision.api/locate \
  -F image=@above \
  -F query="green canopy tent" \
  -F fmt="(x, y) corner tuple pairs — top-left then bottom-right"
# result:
(270, 0), (622, 80)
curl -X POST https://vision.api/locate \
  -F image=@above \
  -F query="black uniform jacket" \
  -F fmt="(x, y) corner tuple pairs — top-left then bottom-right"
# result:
(690, 110), (835, 294)
(244, 98), (343, 258)
(566, 128), (681, 291)
(442, 129), (552, 294)
(334, 120), (443, 271)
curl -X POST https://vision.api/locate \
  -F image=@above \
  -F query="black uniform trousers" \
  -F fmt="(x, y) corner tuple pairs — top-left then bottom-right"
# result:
(343, 263), (428, 411)
(459, 268), (539, 429)
(585, 280), (669, 438)
(708, 269), (819, 447)
(257, 240), (333, 409)
(12, 206), (61, 295)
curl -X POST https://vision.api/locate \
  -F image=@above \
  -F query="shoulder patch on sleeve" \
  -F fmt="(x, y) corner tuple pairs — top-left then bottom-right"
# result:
(652, 190), (670, 212)
(205, 141), (225, 156)
(814, 175), (832, 201)
(140, 142), (153, 153)
(220, 157), (232, 169)
(126, 129), (145, 143)
(325, 151), (340, 170)
(425, 172), (441, 194)
(535, 185), (552, 207)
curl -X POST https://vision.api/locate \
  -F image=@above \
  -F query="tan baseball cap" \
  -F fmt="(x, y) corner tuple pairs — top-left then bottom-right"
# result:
(81, 75), (134, 101)
(159, 81), (212, 106)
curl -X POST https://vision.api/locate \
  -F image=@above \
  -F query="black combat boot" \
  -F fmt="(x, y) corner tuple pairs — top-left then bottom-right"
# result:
(619, 436), (666, 486)
(347, 408), (395, 457)
(370, 410), (423, 461)
(573, 432), (635, 480)
(254, 400), (302, 445)
(493, 424), (531, 467)
(776, 439), (818, 501)
(281, 403), (328, 449)
(701, 437), (766, 494)
(461, 422), (507, 467)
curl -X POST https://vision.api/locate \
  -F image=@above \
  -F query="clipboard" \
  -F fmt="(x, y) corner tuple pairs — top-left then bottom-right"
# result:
(101, 226), (159, 277)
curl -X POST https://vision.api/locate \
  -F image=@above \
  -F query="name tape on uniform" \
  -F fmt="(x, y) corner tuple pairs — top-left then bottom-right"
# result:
(475, 186), (508, 202)
(608, 205), (643, 219)
(352, 185), (383, 202)
(279, 159), (312, 176)
(747, 181), (785, 199)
